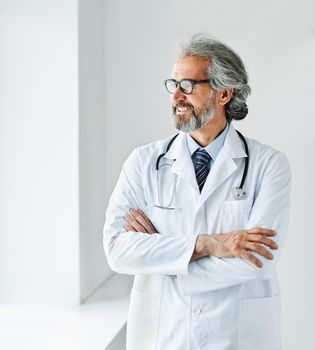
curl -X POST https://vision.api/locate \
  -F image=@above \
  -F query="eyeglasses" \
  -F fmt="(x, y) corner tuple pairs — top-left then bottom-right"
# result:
(164, 79), (210, 94)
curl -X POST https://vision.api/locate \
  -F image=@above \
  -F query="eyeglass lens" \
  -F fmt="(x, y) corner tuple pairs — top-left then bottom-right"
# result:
(165, 80), (193, 94)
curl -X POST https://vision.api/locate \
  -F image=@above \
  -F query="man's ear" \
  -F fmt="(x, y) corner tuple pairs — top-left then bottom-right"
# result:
(218, 88), (234, 106)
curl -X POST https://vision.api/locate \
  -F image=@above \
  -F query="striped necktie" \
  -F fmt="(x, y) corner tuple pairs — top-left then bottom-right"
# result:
(194, 148), (211, 192)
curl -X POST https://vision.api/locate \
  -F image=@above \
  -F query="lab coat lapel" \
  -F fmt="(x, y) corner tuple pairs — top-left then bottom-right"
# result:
(198, 149), (237, 205)
(163, 125), (247, 199)
(164, 132), (199, 192)
(198, 124), (248, 206)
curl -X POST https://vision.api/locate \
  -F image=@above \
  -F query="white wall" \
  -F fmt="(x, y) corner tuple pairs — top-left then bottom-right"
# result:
(78, 0), (111, 302)
(103, 0), (315, 348)
(1, 0), (314, 346)
(0, 0), (119, 309)
(0, 0), (80, 306)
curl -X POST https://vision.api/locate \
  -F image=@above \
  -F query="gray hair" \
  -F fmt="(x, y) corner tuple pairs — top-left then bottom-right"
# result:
(176, 34), (251, 121)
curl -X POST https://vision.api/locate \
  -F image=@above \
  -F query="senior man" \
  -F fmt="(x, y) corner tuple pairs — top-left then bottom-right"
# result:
(103, 34), (291, 350)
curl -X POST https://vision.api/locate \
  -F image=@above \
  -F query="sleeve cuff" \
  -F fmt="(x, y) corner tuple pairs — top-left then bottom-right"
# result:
(176, 234), (198, 275)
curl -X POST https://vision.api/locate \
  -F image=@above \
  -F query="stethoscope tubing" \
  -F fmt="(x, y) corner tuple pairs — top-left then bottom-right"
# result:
(235, 130), (249, 190)
(155, 133), (179, 171)
(154, 129), (249, 209)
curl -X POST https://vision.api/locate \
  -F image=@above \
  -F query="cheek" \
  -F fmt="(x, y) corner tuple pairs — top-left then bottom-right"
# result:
(199, 94), (213, 109)
(188, 97), (201, 110)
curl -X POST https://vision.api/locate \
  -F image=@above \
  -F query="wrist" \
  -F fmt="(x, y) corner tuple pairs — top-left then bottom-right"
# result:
(205, 235), (217, 256)
(196, 235), (216, 257)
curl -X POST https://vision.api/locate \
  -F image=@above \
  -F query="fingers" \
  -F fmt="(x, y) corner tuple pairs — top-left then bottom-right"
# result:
(124, 223), (134, 231)
(247, 228), (277, 236)
(130, 209), (156, 233)
(245, 242), (274, 260)
(240, 228), (278, 266)
(137, 209), (158, 233)
(240, 250), (263, 268)
(247, 234), (278, 250)
(124, 208), (157, 234)
(124, 213), (147, 232)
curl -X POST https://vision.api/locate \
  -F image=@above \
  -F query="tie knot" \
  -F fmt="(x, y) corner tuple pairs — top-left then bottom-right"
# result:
(195, 148), (211, 164)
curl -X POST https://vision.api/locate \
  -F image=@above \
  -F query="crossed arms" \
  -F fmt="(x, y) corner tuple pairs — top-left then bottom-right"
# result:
(124, 208), (278, 269)
(104, 147), (291, 294)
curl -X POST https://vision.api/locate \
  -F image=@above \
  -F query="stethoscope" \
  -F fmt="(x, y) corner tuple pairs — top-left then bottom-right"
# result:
(152, 130), (249, 210)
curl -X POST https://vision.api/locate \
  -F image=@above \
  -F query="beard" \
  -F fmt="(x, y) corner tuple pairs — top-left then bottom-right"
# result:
(171, 97), (215, 133)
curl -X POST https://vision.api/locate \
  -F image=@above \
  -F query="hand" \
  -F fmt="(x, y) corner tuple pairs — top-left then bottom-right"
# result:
(124, 208), (158, 234)
(194, 228), (278, 268)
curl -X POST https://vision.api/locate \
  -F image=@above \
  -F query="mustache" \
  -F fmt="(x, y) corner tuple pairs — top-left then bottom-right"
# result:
(172, 102), (194, 109)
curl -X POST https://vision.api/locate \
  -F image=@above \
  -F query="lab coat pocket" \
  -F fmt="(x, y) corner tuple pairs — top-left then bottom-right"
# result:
(127, 290), (161, 350)
(238, 294), (281, 350)
(149, 205), (179, 235)
(221, 199), (253, 231)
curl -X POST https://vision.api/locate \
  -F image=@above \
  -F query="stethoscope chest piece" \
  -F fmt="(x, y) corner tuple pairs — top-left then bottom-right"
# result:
(231, 187), (247, 200)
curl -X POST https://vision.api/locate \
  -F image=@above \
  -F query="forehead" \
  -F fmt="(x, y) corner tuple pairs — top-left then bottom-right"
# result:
(172, 56), (209, 80)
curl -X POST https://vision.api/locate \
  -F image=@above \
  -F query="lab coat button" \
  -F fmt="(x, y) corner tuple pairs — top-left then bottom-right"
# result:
(193, 307), (201, 314)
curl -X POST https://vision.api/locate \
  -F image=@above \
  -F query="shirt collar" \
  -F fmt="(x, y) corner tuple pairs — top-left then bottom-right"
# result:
(186, 122), (230, 160)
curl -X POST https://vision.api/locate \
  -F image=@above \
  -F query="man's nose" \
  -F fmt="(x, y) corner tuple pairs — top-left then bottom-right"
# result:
(172, 86), (186, 102)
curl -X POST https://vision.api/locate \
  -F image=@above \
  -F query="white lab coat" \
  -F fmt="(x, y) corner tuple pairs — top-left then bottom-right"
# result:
(103, 123), (291, 350)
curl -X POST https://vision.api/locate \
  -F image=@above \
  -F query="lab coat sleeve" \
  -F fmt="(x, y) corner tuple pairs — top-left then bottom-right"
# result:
(103, 147), (197, 275)
(177, 151), (291, 295)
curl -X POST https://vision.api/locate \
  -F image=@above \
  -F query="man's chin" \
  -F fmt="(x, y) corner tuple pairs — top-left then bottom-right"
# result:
(171, 105), (215, 132)
(173, 116), (199, 133)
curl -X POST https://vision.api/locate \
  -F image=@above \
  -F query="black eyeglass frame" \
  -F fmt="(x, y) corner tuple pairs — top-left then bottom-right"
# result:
(164, 79), (211, 94)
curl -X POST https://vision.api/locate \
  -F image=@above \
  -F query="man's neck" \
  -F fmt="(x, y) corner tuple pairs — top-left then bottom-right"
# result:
(190, 118), (228, 147)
